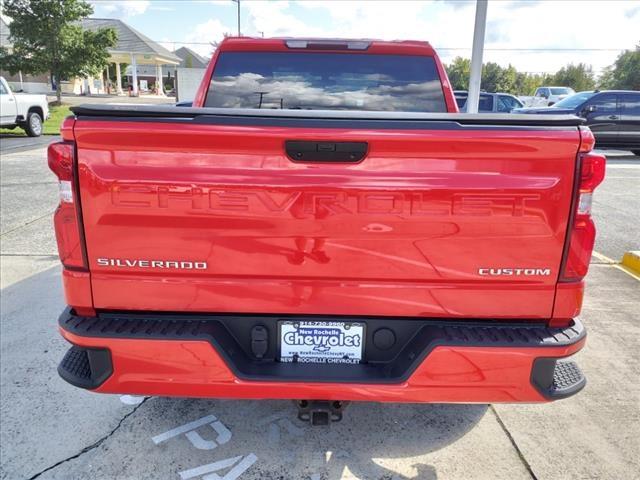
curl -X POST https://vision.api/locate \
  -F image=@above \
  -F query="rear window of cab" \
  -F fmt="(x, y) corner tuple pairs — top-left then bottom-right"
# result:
(204, 51), (447, 112)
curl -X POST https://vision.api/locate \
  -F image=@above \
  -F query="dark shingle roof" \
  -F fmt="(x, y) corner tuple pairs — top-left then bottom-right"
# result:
(80, 18), (180, 63)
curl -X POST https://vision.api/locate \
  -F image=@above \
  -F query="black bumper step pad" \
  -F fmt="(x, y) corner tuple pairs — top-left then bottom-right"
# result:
(58, 308), (586, 387)
(60, 308), (585, 348)
(58, 345), (113, 390)
(531, 358), (586, 399)
(551, 361), (586, 396)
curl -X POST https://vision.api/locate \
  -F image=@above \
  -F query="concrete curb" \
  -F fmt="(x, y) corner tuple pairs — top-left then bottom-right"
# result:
(621, 251), (640, 276)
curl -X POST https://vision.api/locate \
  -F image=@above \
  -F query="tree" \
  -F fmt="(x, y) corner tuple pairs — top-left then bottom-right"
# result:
(445, 58), (551, 95)
(445, 57), (470, 90)
(550, 63), (595, 91)
(515, 72), (553, 96)
(598, 44), (640, 90)
(481, 62), (517, 94)
(0, 0), (117, 104)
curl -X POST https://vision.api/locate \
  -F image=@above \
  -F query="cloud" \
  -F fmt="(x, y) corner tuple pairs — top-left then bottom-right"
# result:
(242, 1), (476, 48)
(91, 1), (150, 17)
(244, 1), (325, 37)
(183, 18), (234, 57)
(238, 0), (637, 74)
(149, 5), (175, 12)
(134, 0), (637, 76)
(624, 5), (640, 18)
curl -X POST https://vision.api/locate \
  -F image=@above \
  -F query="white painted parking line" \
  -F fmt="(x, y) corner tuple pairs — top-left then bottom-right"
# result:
(185, 421), (232, 450)
(592, 251), (616, 264)
(151, 414), (256, 479)
(152, 414), (219, 444)
(592, 250), (640, 281)
(119, 395), (147, 405)
(179, 456), (240, 479)
(179, 454), (258, 480)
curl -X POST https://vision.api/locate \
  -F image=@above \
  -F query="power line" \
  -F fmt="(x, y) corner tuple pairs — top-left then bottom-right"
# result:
(437, 47), (628, 51)
(156, 40), (631, 52)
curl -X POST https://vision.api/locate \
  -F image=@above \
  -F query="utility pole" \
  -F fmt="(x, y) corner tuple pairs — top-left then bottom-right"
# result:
(255, 91), (268, 109)
(467, 0), (488, 114)
(232, 0), (241, 36)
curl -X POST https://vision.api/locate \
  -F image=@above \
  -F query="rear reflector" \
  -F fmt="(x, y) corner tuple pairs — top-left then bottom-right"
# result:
(48, 141), (86, 269)
(560, 131), (606, 282)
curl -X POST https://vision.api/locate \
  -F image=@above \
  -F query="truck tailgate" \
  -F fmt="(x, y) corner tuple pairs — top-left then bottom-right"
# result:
(72, 107), (581, 319)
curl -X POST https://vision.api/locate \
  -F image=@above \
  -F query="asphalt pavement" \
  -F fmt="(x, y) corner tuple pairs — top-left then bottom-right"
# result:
(0, 145), (638, 480)
(0, 134), (60, 155)
(592, 150), (640, 261)
(0, 92), (172, 154)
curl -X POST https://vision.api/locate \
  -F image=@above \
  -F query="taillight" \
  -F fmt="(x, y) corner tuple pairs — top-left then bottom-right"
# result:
(560, 127), (606, 282)
(48, 141), (87, 269)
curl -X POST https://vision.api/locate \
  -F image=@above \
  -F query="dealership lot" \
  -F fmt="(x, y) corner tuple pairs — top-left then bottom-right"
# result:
(1, 144), (638, 480)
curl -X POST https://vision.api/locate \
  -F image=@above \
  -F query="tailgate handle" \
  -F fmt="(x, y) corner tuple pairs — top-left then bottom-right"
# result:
(285, 141), (368, 163)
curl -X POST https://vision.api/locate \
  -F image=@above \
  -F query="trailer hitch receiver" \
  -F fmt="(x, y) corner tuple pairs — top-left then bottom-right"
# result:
(296, 400), (347, 426)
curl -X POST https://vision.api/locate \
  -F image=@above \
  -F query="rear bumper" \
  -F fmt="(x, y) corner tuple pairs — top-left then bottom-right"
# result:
(57, 308), (586, 403)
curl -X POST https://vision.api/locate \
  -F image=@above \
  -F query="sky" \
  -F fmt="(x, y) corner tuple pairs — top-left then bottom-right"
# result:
(88, 0), (640, 76)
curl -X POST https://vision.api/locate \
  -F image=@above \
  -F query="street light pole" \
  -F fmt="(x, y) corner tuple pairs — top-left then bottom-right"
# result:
(467, 0), (488, 114)
(232, 0), (241, 36)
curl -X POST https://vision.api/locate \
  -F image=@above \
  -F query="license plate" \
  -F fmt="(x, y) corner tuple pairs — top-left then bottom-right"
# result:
(279, 321), (365, 365)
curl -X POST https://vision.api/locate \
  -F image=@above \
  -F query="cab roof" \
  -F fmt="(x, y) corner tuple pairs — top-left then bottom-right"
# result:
(217, 36), (437, 56)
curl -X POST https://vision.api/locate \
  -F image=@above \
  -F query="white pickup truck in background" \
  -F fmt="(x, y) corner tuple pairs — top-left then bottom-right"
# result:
(0, 76), (49, 137)
(520, 86), (575, 108)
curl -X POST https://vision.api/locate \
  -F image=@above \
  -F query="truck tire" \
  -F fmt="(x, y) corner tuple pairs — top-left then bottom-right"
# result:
(24, 111), (43, 137)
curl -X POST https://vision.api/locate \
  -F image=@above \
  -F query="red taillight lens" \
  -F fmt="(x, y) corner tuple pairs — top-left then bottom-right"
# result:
(579, 152), (606, 194)
(560, 130), (606, 282)
(48, 141), (86, 269)
(562, 216), (596, 280)
(47, 142), (73, 181)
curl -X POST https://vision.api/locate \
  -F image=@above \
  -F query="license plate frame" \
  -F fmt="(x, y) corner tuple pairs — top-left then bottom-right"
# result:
(278, 320), (366, 365)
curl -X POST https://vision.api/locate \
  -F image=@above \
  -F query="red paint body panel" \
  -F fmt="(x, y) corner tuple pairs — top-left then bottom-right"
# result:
(74, 121), (579, 318)
(61, 269), (94, 316)
(60, 327), (584, 402)
(552, 281), (584, 321)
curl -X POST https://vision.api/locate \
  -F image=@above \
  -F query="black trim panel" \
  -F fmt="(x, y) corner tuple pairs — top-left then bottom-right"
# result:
(59, 308), (585, 385)
(69, 104), (584, 129)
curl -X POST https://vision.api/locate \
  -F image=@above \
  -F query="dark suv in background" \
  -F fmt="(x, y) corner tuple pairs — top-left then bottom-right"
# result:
(515, 90), (640, 155)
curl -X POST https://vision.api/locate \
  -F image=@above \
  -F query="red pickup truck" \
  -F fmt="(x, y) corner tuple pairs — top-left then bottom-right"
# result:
(50, 37), (605, 424)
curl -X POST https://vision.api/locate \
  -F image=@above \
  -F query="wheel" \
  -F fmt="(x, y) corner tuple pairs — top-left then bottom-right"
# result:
(24, 111), (43, 137)
(632, 150), (640, 157)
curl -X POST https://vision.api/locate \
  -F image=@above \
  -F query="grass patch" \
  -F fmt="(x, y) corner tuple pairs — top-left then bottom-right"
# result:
(0, 104), (72, 136)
